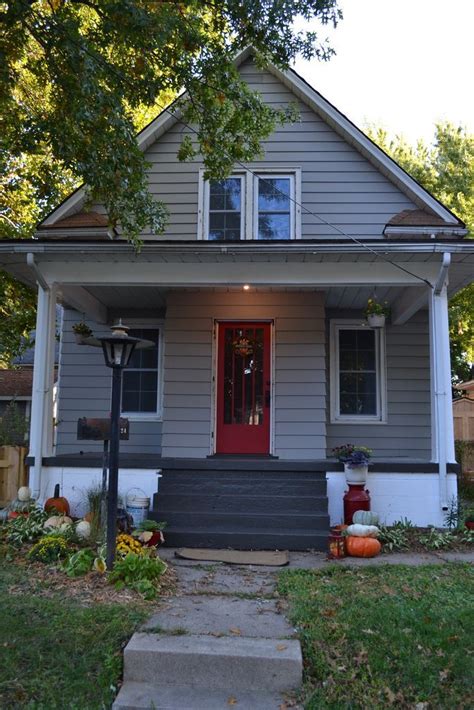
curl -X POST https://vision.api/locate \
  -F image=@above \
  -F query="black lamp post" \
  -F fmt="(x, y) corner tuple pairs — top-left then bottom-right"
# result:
(97, 321), (153, 570)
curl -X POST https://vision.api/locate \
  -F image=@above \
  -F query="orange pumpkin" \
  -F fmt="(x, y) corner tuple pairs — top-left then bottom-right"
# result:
(345, 536), (381, 558)
(45, 484), (70, 515)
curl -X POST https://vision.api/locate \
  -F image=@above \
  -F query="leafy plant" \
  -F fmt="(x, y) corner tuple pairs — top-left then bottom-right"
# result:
(72, 321), (93, 336)
(28, 535), (71, 563)
(332, 444), (373, 466)
(443, 497), (466, 530)
(364, 298), (390, 318)
(109, 553), (167, 600)
(0, 401), (29, 446)
(378, 525), (410, 552)
(418, 528), (455, 550)
(62, 548), (95, 577)
(392, 517), (415, 529)
(5, 507), (48, 546)
(135, 519), (167, 533)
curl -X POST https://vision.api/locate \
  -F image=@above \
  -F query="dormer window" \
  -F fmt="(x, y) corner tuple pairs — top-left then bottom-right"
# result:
(200, 169), (300, 240)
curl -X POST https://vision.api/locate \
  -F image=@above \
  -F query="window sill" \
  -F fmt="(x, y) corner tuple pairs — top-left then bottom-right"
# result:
(331, 418), (387, 425)
(121, 414), (162, 423)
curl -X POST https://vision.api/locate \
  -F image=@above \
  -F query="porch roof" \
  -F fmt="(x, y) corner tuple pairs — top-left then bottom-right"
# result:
(1, 240), (473, 324)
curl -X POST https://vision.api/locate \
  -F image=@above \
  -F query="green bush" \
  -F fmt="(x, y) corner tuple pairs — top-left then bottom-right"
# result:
(5, 507), (48, 546)
(62, 548), (95, 577)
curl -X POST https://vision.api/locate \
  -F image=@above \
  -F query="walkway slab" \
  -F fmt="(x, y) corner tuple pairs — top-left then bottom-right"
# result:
(173, 564), (277, 595)
(142, 595), (294, 638)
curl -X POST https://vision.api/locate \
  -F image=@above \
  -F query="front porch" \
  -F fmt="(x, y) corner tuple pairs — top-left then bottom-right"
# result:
(4, 240), (469, 541)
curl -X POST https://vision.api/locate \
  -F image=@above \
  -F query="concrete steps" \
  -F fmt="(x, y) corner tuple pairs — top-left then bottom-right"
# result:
(113, 682), (293, 710)
(150, 464), (329, 551)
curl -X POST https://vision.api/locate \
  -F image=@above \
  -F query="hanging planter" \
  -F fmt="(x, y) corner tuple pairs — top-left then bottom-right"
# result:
(364, 298), (390, 328)
(72, 321), (93, 345)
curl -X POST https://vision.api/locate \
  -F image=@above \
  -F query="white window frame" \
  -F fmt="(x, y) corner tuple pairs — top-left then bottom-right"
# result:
(198, 168), (301, 240)
(120, 321), (164, 421)
(329, 319), (387, 424)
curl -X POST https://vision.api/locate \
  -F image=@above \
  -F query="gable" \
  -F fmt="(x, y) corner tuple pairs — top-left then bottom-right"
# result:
(39, 53), (465, 241)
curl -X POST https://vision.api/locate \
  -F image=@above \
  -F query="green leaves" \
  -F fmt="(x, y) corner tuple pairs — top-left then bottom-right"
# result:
(108, 552), (167, 599)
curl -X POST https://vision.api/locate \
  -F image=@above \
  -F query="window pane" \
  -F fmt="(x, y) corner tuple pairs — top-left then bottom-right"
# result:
(209, 212), (241, 241)
(258, 178), (290, 210)
(210, 178), (241, 210)
(121, 331), (159, 413)
(258, 213), (290, 240)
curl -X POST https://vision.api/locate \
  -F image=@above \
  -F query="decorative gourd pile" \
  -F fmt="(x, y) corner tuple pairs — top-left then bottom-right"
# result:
(7, 486), (36, 518)
(344, 510), (382, 557)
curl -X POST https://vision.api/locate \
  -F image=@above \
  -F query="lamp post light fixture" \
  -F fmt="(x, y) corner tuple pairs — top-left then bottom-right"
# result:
(96, 321), (153, 570)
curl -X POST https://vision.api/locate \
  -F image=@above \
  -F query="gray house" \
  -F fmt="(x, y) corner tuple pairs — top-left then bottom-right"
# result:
(2, 49), (473, 549)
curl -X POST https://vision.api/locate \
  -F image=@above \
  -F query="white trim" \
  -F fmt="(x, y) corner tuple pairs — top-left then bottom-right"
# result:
(120, 323), (164, 419)
(329, 319), (387, 424)
(200, 168), (301, 241)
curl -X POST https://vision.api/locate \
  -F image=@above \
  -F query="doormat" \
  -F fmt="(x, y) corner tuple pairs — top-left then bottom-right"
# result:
(175, 548), (289, 566)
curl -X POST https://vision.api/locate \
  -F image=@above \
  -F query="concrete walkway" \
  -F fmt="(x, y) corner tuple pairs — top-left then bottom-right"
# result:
(113, 549), (473, 709)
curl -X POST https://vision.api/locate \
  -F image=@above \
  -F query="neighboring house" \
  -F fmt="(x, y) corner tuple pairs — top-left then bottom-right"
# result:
(1, 49), (473, 547)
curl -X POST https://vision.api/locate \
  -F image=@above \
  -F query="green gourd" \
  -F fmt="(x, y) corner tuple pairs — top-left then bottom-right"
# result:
(353, 510), (380, 526)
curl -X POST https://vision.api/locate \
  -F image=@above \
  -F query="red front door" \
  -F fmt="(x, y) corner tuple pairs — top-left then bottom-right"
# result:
(216, 322), (271, 454)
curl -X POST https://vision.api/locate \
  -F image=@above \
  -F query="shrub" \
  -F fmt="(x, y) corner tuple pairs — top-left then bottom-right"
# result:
(109, 553), (167, 599)
(62, 548), (95, 577)
(5, 507), (48, 546)
(28, 535), (70, 563)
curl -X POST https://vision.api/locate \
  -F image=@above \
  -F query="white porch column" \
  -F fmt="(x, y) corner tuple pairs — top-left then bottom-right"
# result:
(429, 257), (456, 510)
(29, 283), (57, 499)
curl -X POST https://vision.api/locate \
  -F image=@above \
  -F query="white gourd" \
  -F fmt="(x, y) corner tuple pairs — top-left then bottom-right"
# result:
(346, 524), (380, 538)
(17, 486), (32, 502)
(76, 520), (91, 539)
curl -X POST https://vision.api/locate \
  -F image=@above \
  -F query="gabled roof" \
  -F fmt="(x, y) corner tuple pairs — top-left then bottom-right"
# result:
(39, 47), (465, 233)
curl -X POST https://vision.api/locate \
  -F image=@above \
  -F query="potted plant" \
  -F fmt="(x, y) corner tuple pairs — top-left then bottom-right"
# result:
(72, 321), (93, 344)
(332, 444), (373, 484)
(364, 298), (390, 328)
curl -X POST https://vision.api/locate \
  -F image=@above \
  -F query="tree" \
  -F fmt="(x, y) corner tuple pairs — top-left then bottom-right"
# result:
(368, 123), (474, 382)
(0, 0), (342, 365)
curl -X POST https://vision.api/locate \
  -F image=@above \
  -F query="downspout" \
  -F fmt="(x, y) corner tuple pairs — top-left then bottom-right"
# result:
(433, 252), (451, 511)
(26, 253), (49, 500)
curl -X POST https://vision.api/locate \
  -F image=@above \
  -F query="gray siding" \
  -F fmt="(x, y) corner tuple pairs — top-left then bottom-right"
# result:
(326, 309), (431, 459)
(161, 291), (326, 459)
(131, 58), (417, 241)
(55, 308), (162, 455)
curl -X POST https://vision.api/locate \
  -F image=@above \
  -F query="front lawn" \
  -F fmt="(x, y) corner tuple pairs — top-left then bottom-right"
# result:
(0, 559), (148, 709)
(278, 564), (473, 709)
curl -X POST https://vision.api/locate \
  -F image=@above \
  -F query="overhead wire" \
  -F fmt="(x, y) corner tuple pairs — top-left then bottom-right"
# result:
(27, 4), (436, 288)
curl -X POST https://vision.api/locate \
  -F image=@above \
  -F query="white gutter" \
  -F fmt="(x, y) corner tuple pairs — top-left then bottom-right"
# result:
(432, 253), (452, 511)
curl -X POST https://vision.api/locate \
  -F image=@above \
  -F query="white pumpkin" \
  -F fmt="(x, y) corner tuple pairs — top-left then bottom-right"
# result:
(346, 524), (380, 538)
(76, 520), (91, 539)
(44, 515), (63, 529)
(17, 486), (32, 502)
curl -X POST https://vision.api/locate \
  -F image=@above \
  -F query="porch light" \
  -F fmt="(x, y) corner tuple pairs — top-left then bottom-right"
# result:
(99, 321), (142, 369)
(243, 284), (250, 291)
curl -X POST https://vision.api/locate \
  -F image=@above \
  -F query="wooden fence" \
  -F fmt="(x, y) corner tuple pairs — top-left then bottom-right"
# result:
(0, 446), (28, 507)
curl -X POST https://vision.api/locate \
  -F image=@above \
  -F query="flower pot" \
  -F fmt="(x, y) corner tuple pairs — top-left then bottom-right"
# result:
(367, 314), (385, 328)
(344, 463), (368, 484)
(74, 333), (88, 345)
(465, 521), (474, 531)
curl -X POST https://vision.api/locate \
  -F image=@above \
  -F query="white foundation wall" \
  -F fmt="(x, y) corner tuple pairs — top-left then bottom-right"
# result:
(38, 467), (162, 518)
(326, 471), (458, 528)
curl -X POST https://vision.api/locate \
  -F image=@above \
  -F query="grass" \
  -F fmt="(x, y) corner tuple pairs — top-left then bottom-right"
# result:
(278, 563), (473, 709)
(0, 559), (148, 709)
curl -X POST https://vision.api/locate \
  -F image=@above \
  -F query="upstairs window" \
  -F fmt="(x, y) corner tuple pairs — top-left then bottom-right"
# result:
(256, 175), (293, 240)
(200, 169), (300, 240)
(208, 177), (243, 241)
(121, 328), (161, 416)
(330, 321), (387, 423)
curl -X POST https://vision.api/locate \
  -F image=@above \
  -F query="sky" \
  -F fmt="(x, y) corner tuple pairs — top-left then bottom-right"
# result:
(293, 0), (474, 145)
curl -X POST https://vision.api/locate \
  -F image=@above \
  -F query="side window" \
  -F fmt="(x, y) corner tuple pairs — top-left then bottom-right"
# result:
(330, 322), (386, 423)
(122, 329), (160, 415)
